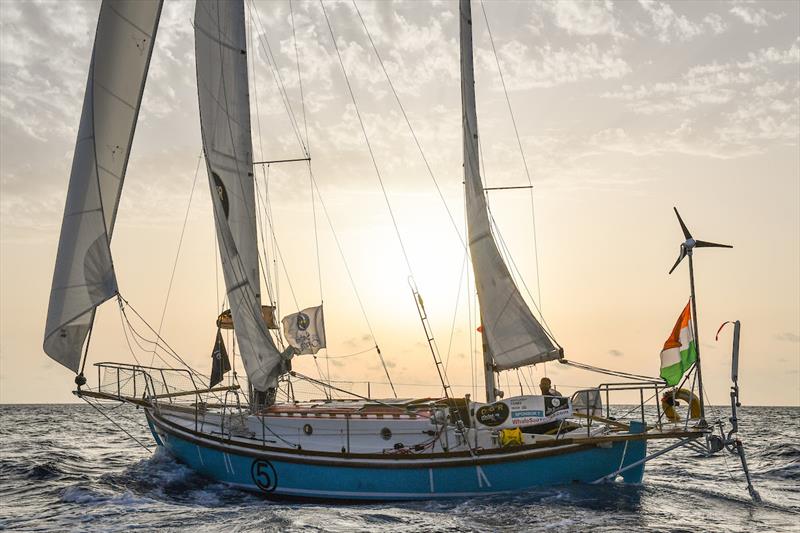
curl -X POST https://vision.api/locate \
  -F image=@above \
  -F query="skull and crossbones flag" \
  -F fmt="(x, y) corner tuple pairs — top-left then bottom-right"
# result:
(282, 305), (326, 355)
(209, 329), (232, 387)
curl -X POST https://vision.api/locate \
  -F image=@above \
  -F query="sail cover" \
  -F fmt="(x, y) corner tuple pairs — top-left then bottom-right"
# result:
(195, 0), (287, 391)
(43, 0), (163, 372)
(459, 0), (561, 371)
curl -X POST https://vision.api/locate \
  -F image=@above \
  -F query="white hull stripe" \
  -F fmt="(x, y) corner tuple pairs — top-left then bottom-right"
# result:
(226, 481), (508, 499)
(148, 411), (590, 468)
(268, 413), (416, 420)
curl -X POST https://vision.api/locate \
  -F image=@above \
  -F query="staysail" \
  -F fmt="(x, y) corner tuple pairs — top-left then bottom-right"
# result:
(459, 0), (561, 379)
(195, 0), (288, 392)
(43, 0), (163, 373)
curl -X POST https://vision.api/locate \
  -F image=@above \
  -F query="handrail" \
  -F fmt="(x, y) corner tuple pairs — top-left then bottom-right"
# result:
(567, 380), (680, 435)
(151, 385), (239, 400)
(93, 362), (209, 409)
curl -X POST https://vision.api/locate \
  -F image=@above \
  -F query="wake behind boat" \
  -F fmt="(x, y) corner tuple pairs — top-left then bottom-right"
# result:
(43, 0), (760, 502)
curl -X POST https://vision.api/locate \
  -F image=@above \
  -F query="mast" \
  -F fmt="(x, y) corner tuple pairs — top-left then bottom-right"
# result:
(459, 0), (561, 403)
(459, 0), (495, 402)
(480, 316), (496, 402)
(195, 0), (291, 402)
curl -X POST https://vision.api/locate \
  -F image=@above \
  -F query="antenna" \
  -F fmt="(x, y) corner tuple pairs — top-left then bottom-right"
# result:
(667, 207), (732, 422)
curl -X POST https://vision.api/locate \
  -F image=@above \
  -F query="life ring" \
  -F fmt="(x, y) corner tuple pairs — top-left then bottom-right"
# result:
(661, 388), (701, 422)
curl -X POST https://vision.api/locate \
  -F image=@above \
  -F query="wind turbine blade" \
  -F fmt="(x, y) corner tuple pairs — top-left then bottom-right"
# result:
(695, 240), (733, 249)
(673, 207), (692, 240)
(668, 248), (686, 274)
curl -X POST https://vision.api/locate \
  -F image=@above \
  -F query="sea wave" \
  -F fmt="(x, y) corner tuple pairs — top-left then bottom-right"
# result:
(1, 404), (798, 532)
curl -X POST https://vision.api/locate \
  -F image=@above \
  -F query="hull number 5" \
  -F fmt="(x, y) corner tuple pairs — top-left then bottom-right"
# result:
(251, 459), (278, 492)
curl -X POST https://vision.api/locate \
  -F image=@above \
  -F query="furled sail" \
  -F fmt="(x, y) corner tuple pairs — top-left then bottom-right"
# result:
(195, 0), (289, 392)
(459, 0), (561, 373)
(43, 0), (163, 373)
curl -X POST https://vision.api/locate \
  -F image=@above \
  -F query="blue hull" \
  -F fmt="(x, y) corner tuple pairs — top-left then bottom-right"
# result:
(146, 411), (647, 501)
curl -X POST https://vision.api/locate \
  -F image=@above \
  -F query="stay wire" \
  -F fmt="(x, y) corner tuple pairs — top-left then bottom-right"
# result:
(444, 251), (468, 372)
(308, 174), (397, 397)
(80, 395), (152, 453)
(562, 359), (661, 382)
(149, 153), (203, 368)
(491, 209), (559, 344)
(247, 0), (308, 157)
(319, 0), (414, 277)
(316, 346), (376, 359)
(248, 2), (278, 310)
(352, 0), (465, 249)
(480, 1), (543, 312)
(243, 18), (303, 318)
(289, 0), (310, 151)
(120, 297), (210, 383)
(290, 1), (328, 388)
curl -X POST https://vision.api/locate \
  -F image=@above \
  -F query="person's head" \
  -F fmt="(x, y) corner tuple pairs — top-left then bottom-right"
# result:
(539, 377), (552, 394)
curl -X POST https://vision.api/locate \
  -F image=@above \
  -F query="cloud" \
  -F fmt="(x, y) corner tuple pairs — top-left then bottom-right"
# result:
(601, 41), (800, 156)
(541, 0), (625, 39)
(637, 0), (704, 43)
(703, 13), (727, 35)
(483, 41), (630, 90)
(775, 333), (800, 343)
(729, 5), (785, 29)
(0, 2), (96, 142)
(608, 349), (624, 357)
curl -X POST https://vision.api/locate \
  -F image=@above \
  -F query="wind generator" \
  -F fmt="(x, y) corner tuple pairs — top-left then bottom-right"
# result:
(668, 207), (733, 421)
(668, 208), (760, 502)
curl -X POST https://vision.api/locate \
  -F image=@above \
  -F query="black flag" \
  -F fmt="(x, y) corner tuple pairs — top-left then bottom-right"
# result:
(210, 329), (231, 388)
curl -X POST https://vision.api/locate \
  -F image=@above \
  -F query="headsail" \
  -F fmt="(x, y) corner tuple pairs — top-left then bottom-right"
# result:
(195, 0), (289, 392)
(44, 0), (163, 373)
(459, 0), (561, 376)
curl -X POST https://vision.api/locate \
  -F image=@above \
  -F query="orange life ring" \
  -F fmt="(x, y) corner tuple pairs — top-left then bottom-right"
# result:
(661, 388), (701, 422)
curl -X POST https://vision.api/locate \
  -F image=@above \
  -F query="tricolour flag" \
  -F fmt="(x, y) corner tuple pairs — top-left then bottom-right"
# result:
(659, 300), (697, 386)
(282, 305), (326, 355)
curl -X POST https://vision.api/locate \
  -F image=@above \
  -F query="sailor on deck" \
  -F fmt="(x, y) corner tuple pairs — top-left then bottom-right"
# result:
(539, 377), (562, 397)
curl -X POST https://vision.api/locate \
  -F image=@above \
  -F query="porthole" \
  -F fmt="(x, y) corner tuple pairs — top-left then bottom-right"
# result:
(303, 423), (313, 435)
(380, 427), (392, 440)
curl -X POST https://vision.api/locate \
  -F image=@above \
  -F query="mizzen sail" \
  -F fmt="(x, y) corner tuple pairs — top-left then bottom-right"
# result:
(44, 0), (163, 372)
(195, 0), (288, 392)
(459, 0), (561, 374)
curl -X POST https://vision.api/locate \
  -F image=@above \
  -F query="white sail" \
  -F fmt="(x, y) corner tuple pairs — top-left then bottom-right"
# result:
(195, 0), (288, 392)
(43, 0), (163, 373)
(459, 0), (561, 373)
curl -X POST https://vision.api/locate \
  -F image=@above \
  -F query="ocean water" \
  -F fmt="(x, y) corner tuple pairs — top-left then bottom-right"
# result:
(0, 404), (797, 532)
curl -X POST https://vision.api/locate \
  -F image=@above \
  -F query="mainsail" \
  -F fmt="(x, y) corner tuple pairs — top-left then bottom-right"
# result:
(43, 0), (163, 373)
(195, 0), (288, 392)
(459, 0), (561, 379)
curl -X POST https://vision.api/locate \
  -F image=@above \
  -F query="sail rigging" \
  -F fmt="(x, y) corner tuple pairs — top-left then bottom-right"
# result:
(195, 0), (289, 393)
(43, 0), (163, 373)
(459, 0), (561, 382)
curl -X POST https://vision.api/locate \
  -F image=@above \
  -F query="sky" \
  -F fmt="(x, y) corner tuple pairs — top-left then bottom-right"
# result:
(0, 0), (798, 406)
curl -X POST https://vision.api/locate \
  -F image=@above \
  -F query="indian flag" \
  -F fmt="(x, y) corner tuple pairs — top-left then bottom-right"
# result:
(659, 301), (697, 386)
